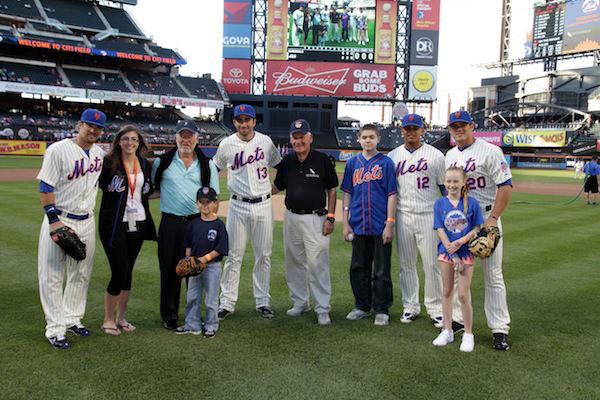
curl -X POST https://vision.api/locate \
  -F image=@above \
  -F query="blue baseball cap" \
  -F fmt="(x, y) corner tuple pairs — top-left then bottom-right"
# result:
(80, 108), (106, 128)
(401, 114), (424, 128)
(449, 110), (473, 125)
(175, 119), (199, 135)
(289, 118), (311, 135)
(196, 187), (217, 202)
(233, 104), (256, 119)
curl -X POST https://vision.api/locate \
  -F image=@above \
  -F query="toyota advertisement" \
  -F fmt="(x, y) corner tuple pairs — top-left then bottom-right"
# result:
(265, 61), (395, 98)
(222, 59), (251, 94)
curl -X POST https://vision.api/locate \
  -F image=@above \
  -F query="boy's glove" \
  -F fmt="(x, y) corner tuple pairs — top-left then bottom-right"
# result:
(175, 256), (206, 277)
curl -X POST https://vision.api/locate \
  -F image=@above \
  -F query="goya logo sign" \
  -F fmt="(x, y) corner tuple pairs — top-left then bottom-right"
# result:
(223, 24), (252, 59)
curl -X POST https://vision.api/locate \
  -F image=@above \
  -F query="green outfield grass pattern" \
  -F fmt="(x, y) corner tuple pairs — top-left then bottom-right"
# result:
(0, 176), (599, 399)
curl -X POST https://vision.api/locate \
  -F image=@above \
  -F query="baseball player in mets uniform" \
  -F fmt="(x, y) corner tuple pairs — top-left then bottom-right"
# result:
(214, 104), (282, 319)
(445, 110), (513, 351)
(37, 109), (106, 349)
(387, 114), (445, 328)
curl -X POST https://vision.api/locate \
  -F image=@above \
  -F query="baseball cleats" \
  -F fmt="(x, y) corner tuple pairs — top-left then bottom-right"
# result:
(175, 326), (202, 335)
(317, 313), (331, 326)
(452, 321), (465, 334)
(67, 325), (90, 337)
(286, 304), (311, 317)
(400, 312), (418, 324)
(257, 306), (275, 319)
(433, 329), (454, 346)
(203, 330), (216, 339)
(163, 320), (178, 330)
(217, 309), (233, 320)
(48, 336), (71, 350)
(346, 309), (371, 320)
(460, 333), (475, 352)
(431, 316), (444, 329)
(374, 313), (389, 326)
(493, 333), (510, 351)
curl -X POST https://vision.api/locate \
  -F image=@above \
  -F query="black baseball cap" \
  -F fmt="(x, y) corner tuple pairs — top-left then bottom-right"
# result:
(196, 187), (217, 201)
(175, 120), (199, 135)
(289, 119), (311, 135)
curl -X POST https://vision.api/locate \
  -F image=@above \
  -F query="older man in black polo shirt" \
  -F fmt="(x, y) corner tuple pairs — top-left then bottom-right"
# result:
(272, 119), (339, 325)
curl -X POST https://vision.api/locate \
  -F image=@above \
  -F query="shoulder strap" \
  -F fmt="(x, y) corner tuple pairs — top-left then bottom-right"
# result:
(194, 147), (211, 187)
(154, 148), (177, 190)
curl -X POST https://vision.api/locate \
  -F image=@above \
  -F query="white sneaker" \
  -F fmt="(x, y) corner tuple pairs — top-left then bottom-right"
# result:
(346, 309), (371, 320)
(432, 329), (454, 346)
(400, 312), (418, 324)
(317, 313), (331, 326)
(286, 304), (311, 317)
(374, 313), (389, 326)
(460, 333), (475, 352)
(431, 316), (444, 329)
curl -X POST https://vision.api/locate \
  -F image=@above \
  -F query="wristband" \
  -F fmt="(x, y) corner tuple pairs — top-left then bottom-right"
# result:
(44, 204), (60, 224)
(205, 254), (213, 262)
(386, 217), (396, 223)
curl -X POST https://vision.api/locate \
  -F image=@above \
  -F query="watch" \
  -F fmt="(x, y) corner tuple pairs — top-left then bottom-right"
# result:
(326, 216), (335, 223)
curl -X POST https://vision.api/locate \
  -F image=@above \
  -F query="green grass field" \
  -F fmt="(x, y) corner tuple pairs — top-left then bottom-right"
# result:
(1, 158), (599, 399)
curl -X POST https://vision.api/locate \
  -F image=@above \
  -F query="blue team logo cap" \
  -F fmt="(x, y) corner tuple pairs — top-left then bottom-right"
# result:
(175, 119), (199, 135)
(80, 108), (106, 128)
(289, 118), (311, 135)
(233, 104), (256, 119)
(449, 110), (473, 125)
(401, 114), (424, 128)
(196, 187), (217, 202)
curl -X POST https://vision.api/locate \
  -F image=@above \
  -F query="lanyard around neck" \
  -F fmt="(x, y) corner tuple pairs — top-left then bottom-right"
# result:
(123, 158), (139, 200)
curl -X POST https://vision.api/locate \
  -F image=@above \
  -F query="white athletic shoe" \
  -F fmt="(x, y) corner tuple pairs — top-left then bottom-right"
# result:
(431, 316), (444, 329)
(400, 312), (418, 324)
(317, 313), (331, 326)
(286, 305), (311, 317)
(460, 333), (475, 352)
(432, 329), (454, 346)
(346, 309), (371, 320)
(374, 313), (389, 326)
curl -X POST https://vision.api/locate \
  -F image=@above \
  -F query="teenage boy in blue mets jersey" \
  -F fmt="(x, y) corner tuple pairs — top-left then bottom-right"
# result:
(341, 124), (398, 326)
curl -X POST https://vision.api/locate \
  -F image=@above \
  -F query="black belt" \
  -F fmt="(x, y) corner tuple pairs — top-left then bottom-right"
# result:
(231, 194), (271, 204)
(56, 209), (89, 220)
(289, 208), (327, 216)
(162, 212), (201, 222)
(485, 205), (492, 212)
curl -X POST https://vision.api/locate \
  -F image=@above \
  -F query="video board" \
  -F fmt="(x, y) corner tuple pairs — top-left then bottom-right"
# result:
(532, 0), (600, 58)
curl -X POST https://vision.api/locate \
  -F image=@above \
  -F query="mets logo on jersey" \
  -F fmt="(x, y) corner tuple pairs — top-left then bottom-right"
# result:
(207, 229), (217, 241)
(444, 210), (468, 234)
(232, 147), (265, 170)
(68, 156), (103, 180)
(107, 176), (126, 193)
(353, 165), (383, 185)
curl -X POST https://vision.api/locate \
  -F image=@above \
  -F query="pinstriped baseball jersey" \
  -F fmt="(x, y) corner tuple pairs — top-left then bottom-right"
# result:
(37, 139), (105, 214)
(387, 143), (445, 214)
(445, 139), (512, 207)
(213, 131), (282, 197)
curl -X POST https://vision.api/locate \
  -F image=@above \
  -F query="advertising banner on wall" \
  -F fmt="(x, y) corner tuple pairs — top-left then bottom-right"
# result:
(0, 140), (46, 155)
(221, 59), (252, 94)
(410, 29), (439, 65)
(562, 0), (600, 54)
(223, 24), (252, 59)
(0, 81), (86, 97)
(411, 0), (440, 30)
(160, 96), (225, 109)
(450, 131), (503, 147)
(374, 0), (398, 64)
(265, 61), (395, 98)
(407, 65), (437, 100)
(266, 0), (289, 60)
(87, 90), (159, 104)
(224, 0), (252, 24)
(502, 129), (566, 147)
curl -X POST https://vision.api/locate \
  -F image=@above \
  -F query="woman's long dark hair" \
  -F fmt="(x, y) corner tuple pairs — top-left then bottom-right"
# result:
(106, 125), (148, 175)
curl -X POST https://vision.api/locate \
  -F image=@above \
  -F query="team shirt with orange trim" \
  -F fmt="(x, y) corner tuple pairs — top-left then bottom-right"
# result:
(445, 138), (512, 208)
(340, 153), (397, 235)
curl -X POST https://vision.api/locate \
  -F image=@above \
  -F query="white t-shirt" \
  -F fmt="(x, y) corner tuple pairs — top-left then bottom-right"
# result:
(122, 171), (146, 222)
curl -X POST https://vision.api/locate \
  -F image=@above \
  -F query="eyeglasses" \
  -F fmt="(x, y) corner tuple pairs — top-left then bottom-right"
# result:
(120, 137), (139, 142)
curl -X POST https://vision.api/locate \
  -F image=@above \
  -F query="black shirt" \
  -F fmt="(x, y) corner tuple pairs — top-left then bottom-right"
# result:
(183, 217), (229, 261)
(274, 150), (339, 211)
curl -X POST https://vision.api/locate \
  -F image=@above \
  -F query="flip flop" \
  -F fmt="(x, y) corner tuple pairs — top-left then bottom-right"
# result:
(117, 322), (136, 333)
(100, 325), (121, 336)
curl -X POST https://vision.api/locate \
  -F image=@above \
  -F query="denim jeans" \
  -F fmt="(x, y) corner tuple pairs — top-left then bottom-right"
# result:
(183, 262), (221, 332)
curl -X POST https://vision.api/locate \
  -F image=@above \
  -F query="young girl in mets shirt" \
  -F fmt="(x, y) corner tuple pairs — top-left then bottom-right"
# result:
(432, 167), (484, 352)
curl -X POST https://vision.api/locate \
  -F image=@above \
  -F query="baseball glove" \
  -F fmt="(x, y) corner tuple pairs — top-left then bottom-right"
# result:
(175, 256), (206, 277)
(50, 226), (86, 261)
(469, 226), (501, 258)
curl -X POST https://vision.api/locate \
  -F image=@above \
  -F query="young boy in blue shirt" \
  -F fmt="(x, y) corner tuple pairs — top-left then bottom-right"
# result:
(176, 187), (228, 338)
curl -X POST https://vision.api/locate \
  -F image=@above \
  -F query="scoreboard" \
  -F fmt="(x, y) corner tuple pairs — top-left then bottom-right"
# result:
(532, 3), (565, 58)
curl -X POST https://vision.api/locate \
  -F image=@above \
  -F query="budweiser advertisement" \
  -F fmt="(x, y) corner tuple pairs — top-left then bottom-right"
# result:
(222, 59), (251, 94)
(266, 61), (395, 99)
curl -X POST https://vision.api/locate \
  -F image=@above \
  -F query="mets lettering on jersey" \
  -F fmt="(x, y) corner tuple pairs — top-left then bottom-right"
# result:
(232, 147), (265, 170)
(445, 139), (512, 207)
(341, 153), (397, 235)
(67, 157), (102, 180)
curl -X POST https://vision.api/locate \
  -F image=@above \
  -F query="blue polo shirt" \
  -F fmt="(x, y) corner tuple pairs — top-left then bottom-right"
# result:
(152, 152), (219, 216)
(584, 161), (600, 176)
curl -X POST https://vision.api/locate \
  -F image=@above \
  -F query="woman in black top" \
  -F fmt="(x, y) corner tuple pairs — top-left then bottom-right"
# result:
(98, 125), (157, 335)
